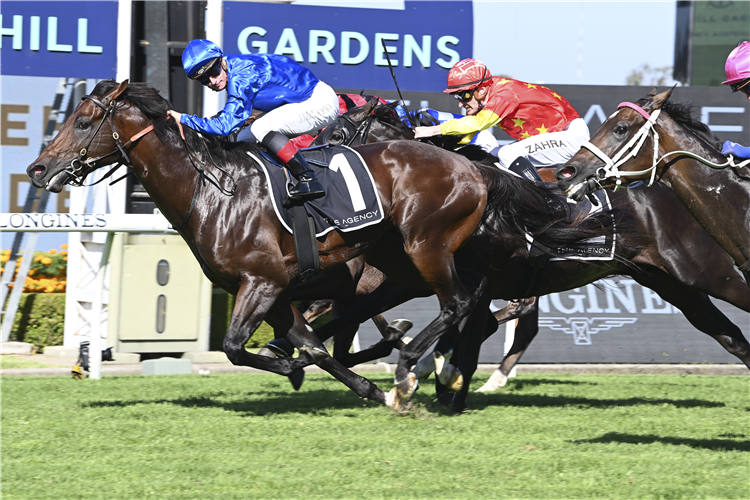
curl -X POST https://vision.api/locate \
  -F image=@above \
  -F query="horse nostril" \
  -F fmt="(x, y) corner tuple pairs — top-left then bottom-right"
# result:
(33, 165), (46, 176)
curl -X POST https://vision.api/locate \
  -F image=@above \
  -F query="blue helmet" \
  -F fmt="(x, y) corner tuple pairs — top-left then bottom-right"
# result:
(182, 39), (223, 78)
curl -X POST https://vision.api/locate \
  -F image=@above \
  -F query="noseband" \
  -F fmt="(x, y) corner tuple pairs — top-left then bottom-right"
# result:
(581, 101), (750, 191)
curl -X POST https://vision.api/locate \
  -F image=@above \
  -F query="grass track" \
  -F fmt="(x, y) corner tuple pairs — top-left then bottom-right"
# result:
(2, 372), (748, 499)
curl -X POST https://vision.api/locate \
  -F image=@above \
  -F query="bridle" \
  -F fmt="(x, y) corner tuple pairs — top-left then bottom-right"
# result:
(62, 91), (236, 231)
(580, 101), (750, 192)
(64, 94), (151, 186)
(323, 112), (375, 147)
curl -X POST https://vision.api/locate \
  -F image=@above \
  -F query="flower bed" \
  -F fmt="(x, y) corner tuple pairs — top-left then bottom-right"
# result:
(1, 244), (68, 293)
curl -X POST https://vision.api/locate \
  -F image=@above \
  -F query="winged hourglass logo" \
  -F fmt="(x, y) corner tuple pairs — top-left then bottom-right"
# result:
(539, 317), (639, 345)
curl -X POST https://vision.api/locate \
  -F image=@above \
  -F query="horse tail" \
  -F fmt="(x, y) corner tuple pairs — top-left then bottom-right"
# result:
(473, 164), (630, 253)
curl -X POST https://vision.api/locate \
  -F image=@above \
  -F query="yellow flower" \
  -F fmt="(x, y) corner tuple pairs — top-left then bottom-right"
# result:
(60, 244), (68, 249)
(48, 249), (57, 254)
(60, 251), (68, 256)
(41, 257), (52, 265)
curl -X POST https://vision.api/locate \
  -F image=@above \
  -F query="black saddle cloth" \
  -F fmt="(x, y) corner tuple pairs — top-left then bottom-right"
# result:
(246, 144), (385, 237)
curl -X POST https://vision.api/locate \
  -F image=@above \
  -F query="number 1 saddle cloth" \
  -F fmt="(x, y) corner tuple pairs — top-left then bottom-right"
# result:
(246, 144), (385, 237)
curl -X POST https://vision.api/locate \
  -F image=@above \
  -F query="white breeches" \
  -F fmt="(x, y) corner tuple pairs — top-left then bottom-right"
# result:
(251, 81), (340, 141)
(493, 118), (590, 168)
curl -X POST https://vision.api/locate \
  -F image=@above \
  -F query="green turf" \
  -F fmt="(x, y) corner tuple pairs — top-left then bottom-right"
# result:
(0, 356), (57, 369)
(2, 372), (748, 499)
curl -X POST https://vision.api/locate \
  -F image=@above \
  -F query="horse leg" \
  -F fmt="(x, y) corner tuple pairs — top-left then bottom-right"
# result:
(264, 299), (387, 403)
(388, 266), (487, 410)
(449, 289), (494, 413)
(635, 274), (750, 369)
(223, 279), (318, 380)
(477, 302), (540, 392)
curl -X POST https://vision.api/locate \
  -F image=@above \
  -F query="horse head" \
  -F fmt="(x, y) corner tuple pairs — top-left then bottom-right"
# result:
(555, 87), (677, 201)
(27, 79), (137, 192)
(312, 96), (381, 146)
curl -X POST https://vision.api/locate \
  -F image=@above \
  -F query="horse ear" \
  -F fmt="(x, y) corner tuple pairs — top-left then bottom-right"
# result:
(349, 97), (380, 122)
(109, 80), (129, 102)
(649, 85), (676, 111)
(648, 88), (658, 96)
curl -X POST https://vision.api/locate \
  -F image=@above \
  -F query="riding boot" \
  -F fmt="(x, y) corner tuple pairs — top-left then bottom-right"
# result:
(262, 131), (325, 201)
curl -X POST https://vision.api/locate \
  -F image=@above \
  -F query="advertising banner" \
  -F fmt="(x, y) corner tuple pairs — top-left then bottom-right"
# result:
(223, 1), (473, 92)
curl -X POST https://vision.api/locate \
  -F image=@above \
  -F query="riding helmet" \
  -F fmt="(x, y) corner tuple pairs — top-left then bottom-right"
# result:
(182, 39), (223, 79)
(722, 41), (750, 86)
(444, 58), (493, 93)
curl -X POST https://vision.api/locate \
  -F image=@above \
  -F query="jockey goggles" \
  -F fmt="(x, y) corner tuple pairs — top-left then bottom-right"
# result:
(190, 57), (222, 84)
(730, 78), (750, 93)
(452, 89), (476, 103)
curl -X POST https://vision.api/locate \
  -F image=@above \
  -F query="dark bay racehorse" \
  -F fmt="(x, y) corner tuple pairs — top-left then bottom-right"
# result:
(313, 98), (750, 409)
(556, 88), (750, 288)
(26, 80), (613, 410)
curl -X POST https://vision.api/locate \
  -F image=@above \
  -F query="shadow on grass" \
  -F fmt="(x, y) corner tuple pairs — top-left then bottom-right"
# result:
(503, 378), (598, 389)
(573, 432), (750, 452)
(469, 392), (726, 410)
(83, 388), (388, 416)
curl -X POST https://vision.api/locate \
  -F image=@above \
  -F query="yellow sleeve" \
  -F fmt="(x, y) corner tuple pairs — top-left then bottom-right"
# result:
(439, 109), (500, 137)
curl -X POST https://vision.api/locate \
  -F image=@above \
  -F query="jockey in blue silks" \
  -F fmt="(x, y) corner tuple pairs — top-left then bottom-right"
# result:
(168, 39), (339, 201)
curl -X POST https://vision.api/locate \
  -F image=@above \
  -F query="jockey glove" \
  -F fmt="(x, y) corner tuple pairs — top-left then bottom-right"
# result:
(722, 140), (750, 159)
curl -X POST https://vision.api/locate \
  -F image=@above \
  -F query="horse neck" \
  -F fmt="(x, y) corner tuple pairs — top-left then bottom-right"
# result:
(122, 118), (206, 229)
(656, 115), (750, 267)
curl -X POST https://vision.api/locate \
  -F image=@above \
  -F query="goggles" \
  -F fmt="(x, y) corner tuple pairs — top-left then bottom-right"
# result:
(729, 78), (750, 93)
(452, 89), (475, 103)
(190, 58), (222, 85)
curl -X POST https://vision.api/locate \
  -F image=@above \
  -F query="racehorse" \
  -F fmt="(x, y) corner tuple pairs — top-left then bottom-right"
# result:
(26, 80), (614, 410)
(310, 97), (750, 410)
(556, 87), (750, 289)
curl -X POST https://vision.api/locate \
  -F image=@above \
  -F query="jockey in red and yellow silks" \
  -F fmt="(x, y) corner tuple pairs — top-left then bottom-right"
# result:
(414, 58), (590, 171)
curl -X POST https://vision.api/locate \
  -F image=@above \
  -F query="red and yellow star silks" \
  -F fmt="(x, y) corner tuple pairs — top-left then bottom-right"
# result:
(440, 77), (580, 141)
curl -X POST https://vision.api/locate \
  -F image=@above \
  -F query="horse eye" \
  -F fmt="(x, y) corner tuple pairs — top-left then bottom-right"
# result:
(76, 120), (91, 131)
(614, 124), (628, 135)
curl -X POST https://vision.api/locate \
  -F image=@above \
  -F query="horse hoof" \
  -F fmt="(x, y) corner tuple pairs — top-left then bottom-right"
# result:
(396, 372), (419, 401)
(388, 319), (413, 335)
(299, 346), (329, 363)
(265, 338), (295, 358)
(434, 352), (463, 392)
(412, 353), (435, 381)
(385, 387), (402, 411)
(288, 368), (305, 390)
(475, 370), (507, 393)
(257, 347), (277, 358)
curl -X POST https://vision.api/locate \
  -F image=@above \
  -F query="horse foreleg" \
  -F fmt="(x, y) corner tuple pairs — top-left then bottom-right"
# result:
(223, 280), (316, 381)
(265, 300), (386, 403)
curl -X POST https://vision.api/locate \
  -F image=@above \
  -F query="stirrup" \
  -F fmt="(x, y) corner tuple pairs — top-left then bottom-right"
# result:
(289, 180), (325, 201)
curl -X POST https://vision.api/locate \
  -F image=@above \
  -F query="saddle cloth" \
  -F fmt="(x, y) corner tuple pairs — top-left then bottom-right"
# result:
(247, 145), (385, 237)
(527, 189), (616, 262)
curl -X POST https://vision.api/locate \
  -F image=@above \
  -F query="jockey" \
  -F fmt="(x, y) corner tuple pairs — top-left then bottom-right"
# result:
(413, 58), (590, 173)
(720, 41), (750, 160)
(168, 39), (339, 201)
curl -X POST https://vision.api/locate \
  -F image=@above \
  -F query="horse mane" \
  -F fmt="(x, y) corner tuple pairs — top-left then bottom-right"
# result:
(636, 93), (722, 150)
(91, 80), (259, 169)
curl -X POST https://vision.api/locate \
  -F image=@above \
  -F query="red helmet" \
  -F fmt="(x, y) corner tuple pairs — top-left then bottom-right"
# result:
(444, 58), (493, 93)
(722, 41), (750, 86)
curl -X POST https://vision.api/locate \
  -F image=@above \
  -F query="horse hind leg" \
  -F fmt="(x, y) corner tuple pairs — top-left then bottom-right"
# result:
(476, 301), (540, 393)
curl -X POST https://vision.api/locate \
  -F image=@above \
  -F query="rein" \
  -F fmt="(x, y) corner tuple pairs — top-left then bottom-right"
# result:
(582, 101), (750, 191)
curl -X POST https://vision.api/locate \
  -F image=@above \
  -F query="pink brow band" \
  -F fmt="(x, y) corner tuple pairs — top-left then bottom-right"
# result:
(617, 102), (651, 120)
